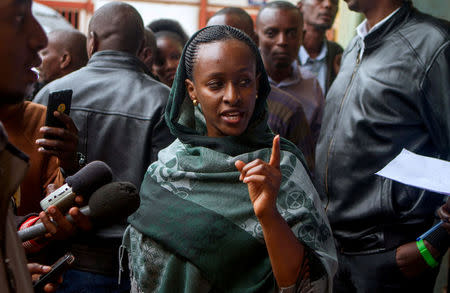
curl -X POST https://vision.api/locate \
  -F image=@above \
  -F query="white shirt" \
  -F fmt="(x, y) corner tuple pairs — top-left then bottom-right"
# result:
(356, 7), (401, 58)
(299, 41), (328, 94)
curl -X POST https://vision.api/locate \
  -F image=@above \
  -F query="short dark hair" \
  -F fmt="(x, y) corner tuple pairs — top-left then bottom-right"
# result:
(212, 7), (254, 28)
(147, 19), (189, 46)
(154, 30), (185, 48)
(256, 1), (300, 24)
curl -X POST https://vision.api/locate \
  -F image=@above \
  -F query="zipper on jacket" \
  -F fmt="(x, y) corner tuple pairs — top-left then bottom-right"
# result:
(324, 50), (361, 211)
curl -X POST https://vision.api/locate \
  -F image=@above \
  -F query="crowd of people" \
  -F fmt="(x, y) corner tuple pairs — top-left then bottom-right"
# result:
(0, 0), (449, 292)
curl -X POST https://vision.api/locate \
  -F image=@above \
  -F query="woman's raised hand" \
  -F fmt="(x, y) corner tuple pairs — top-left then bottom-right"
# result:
(235, 135), (282, 219)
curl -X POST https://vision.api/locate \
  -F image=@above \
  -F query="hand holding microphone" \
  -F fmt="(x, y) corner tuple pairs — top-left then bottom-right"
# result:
(40, 160), (113, 214)
(18, 182), (140, 242)
(38, 205), (91, 241)
(29, 161), (113, 241)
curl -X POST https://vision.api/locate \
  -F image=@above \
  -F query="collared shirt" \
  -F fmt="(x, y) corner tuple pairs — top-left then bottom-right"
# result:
(299, 41), (328, 94)
(356, 7), (401, 58)
(268, 61), (324, 145)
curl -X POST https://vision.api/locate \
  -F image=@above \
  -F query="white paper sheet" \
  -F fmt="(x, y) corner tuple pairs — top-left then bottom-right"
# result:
(376, 149), (450, 196)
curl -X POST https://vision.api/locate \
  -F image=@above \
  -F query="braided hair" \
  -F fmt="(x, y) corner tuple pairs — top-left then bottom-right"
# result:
(184, 25), (264, 81)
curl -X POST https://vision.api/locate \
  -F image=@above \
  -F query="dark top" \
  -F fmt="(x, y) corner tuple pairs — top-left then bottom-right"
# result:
(316, 2), (450, 254)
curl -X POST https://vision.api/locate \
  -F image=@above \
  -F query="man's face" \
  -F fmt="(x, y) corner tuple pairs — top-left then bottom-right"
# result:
(37, 33), (64, 84)
(0, 0), (47, 103)
(256, 8), (303, 71)
(302, 0), (338, 30)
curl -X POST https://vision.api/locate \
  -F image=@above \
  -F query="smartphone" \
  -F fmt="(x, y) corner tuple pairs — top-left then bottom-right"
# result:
(44, 89), (72, 139)
(33, 253), (75, 292)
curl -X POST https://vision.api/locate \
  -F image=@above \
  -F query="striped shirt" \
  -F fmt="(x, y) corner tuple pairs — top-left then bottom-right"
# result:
(269, 63), (324, 146)
(267, 86), (315, 172)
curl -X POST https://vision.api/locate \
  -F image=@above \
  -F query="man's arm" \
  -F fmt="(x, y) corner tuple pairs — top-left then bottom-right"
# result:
(419, 41), (450, 159)
(396, 40), (450, 278)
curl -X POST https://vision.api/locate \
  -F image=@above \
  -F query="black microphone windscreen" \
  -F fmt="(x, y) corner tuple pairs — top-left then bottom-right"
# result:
(88, 182), (140, 225)
(65, 161), (113, 196)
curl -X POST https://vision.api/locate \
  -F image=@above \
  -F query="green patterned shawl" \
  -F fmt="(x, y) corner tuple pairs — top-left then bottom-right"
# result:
(125, 26), (337, 293)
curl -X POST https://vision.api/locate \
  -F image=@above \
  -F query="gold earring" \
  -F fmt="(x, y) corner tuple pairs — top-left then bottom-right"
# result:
(192, 99), (198, 106)
(256, 94), (258, 99)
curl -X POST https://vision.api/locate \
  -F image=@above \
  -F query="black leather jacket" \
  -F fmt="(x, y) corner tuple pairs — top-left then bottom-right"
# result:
(34, 51), (174, 275)
(315, 2), (450, 254)
(35, 51), (174, 189)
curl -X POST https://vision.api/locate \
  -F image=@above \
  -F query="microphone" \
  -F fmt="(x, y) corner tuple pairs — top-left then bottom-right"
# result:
(40, 161), (113, 213)
(18, 182), (140, 242)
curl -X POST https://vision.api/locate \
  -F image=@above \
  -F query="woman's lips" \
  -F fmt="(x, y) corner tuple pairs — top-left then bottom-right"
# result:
(221, 111), (245, 123)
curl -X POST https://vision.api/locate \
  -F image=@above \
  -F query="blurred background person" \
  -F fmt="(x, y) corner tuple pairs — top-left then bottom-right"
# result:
(138, 27), (157, 75)
(256, 1), (324, 146)
(147, 18), (189, 46)
(297, 0), (343, 95)
(207, 6), (258, 41)
(151, 30), (184, 87)
(37, 29), (88, 86)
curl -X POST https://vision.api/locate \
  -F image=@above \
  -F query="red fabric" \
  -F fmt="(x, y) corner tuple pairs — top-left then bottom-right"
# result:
(19, 215), (40, 230)
(19, 215), (45, 253)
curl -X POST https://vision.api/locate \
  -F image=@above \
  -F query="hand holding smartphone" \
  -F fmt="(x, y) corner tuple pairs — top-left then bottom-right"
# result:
(44, 90), (72, 139)
(33, 253), (75, 292)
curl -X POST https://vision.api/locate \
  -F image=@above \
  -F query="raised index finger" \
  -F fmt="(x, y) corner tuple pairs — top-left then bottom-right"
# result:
(269, 135), (280, 168)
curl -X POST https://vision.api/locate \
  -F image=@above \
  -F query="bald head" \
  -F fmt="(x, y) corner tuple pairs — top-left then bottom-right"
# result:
(138, 28), (156, 71)
(87, 2), (144, 57)
(48, 30), (88, 67)
(207, 7), (256, 41)
(37, 29), (88, 84)
(144, 28), (157, 53)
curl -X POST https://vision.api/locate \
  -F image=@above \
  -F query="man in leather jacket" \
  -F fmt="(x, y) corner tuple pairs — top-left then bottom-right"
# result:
(34, 2), (174, 292)
(315, 0), (450, 291)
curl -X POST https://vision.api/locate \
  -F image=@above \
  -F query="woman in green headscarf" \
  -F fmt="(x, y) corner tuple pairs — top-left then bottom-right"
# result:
(123, 25), (336, 292)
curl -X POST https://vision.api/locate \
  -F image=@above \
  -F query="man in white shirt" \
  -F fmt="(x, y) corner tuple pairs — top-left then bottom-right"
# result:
(315, 0), (450, 291)
(297, 0), (343, 95)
